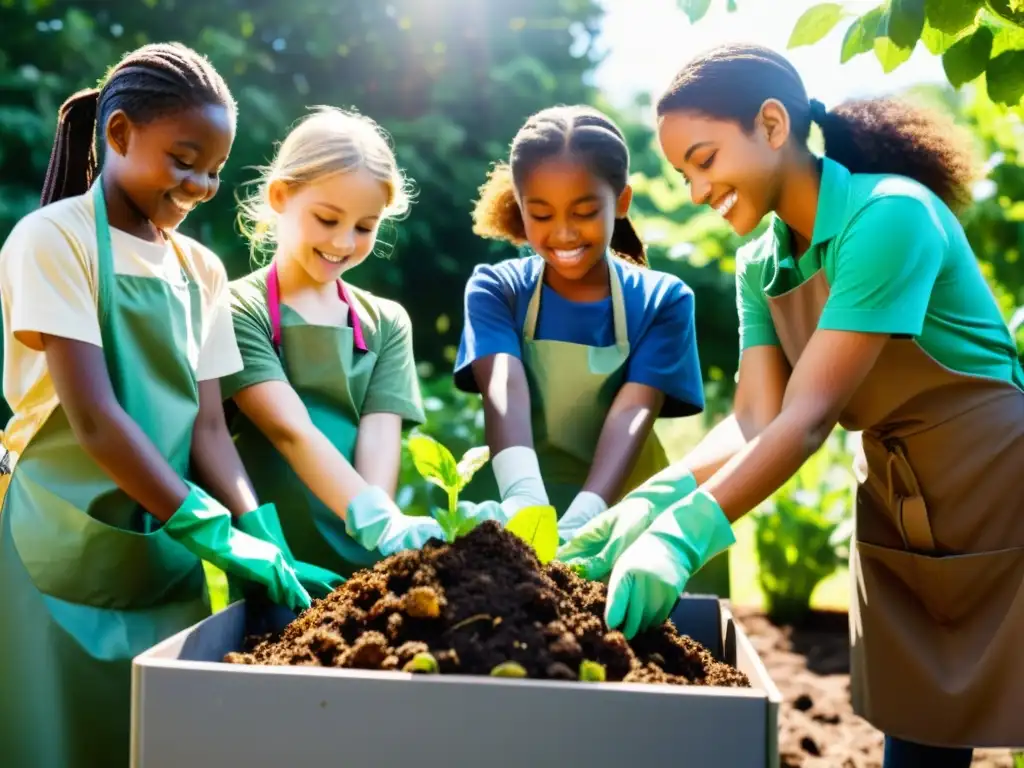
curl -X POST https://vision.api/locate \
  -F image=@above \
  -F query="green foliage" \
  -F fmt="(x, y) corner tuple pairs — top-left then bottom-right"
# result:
(787, 0), (1024, 106)
(751, 431), (855, 624)
(505, 504), (559, 564)
(490, 661), (528, 677)
(406, 432), (489, 542)
(578, 659), (606, 682)
(403, 652), (439, 674)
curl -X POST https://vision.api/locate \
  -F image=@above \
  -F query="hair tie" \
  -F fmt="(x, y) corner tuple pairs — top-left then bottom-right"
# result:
(808, 98), (827, 123)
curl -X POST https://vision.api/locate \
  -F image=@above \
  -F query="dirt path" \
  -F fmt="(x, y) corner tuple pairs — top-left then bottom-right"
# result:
(732, 607), (1016, 767)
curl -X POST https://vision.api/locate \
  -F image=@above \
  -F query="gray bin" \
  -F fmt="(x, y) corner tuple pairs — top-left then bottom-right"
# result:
(132, 594), (781, 767)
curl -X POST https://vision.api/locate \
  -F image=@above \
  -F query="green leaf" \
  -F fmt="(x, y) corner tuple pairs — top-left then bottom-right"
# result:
(987, 0), (1024, 26)
(888, 0), (926, 48)
(505, 505), (559, 564)
(454, 516), (480, 539)
(408, 434), (460, 493)
(841, 6), (886, 62)
(490, 661), (528, 677)
(579, 660), (607, 682)
(986, 49), (1024, 106)
(924, 0), (982, 34)
(873, 36), (914, 72)
(403, 652), (439, 674)
(942, 25), (994, 87)
(920, 19), (967, 53)
(678, 0), (712, 23)
(455, 445), (490, 490)
(789, 3), (850, 48)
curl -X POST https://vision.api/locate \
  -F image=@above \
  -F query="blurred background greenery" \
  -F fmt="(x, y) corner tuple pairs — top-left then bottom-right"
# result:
(3, 0), (1023, 619)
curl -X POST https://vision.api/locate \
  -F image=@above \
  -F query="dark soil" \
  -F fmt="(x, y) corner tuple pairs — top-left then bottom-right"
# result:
(734, 606), (1017, 767)
(225, 521), (749, 687)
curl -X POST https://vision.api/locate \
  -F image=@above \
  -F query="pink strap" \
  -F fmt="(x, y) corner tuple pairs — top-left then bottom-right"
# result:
(267, 263), (367, 352)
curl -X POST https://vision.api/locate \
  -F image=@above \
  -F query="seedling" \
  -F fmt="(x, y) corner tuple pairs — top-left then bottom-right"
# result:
(407, 433), (491, 541)
(403, 652), (439, 674)
(579, 660), (606, 682)
(490, 661), (527, 678)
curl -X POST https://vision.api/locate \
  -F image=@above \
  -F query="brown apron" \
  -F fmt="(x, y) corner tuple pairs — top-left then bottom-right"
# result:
(768, 269), (1024, 748)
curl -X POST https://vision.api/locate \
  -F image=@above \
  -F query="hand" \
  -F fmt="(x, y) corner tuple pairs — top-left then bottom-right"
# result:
(455, 499), (517, 527)
(556, 465), (698, 580)
(346, 486), (444, 555)
(557, 491), (607, 544)
(163, 482), (312, 613)
(236, 504), (345, 599)
(604, 488), (736, 638)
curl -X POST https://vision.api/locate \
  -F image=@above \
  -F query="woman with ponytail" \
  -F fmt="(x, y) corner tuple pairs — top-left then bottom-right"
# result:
(450, 105), (709, 562)
(0, 43), (313, 767)
(561, 43), (1024, 764)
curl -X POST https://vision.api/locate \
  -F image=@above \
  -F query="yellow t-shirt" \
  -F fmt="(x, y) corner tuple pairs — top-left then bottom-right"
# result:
(0, 192), (242, 464)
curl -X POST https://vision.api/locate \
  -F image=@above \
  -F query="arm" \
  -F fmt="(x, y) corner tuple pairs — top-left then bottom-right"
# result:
(43, 335), (190, 521)
(232, 380), (369, 520)
(582, 382), (664, 502)
(472, 352), (535, 451)
(190, 378), (259, 516)
(354, 412), (402, 497)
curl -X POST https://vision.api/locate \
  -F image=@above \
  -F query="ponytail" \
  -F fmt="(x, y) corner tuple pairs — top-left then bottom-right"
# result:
(471, 162), (528, 246)
(41, 88), (100, 207)
(812, 98), (977, 214)
(610, 216), (647, 267)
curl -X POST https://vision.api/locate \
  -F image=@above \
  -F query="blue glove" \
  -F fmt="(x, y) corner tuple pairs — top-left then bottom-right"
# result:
(455, 499), (516, 527)
(346, 486), (444, 555)
(556, 491), (608, 544)
(556, 464), (698, 580)
(604, 488), (736, 639)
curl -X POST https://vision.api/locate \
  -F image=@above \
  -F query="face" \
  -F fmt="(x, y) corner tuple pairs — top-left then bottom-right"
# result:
(517, 156), (630, 282)
(106, 103), (235, 231)
(269, 166), (389, 284)
(657, 104), (789, 236)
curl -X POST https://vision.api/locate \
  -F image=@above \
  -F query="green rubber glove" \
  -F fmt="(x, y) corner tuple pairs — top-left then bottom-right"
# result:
(346, 486), (444, 555)
(605, 488), (736, 639)
(236, 504), (345, 599)
(162, 482), (311, 613)
(556, 464), (698, 581)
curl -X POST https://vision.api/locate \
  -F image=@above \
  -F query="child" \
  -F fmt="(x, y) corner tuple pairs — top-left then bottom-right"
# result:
(0, 43), (310, 768)
(565, 42), (1023, 765)
(222, 107), (442, 578)
(454, 104), (708, 549)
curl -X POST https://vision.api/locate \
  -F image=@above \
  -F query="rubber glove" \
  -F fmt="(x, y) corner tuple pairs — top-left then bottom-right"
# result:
(556, 463), (698, 580)
(455, 499), (517, 527)
(162, 482), (311, 613)
(346, 486), (444, 555)
(605, 488), (736, 639)
(492, 446), (549, 514)
(557, 491), (607, 544)
(236, 504), (345, 599)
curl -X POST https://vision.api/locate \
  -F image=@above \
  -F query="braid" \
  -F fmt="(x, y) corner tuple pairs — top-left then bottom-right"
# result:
(41, 42), (235, 207)
(472, 104), (648, 267)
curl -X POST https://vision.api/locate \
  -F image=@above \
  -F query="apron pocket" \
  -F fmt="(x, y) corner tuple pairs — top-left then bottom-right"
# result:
(856, 540), (1024, 627)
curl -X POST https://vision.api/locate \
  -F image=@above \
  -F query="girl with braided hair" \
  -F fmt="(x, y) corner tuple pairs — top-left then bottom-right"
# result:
(448, 104), (709, 568)
(561, 43), (1024, 765)
(0, 42), (315, 767)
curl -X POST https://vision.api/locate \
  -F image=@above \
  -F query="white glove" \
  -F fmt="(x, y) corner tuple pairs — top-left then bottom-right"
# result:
(491, 446), (549, 513)
(557, 491), (608, 543)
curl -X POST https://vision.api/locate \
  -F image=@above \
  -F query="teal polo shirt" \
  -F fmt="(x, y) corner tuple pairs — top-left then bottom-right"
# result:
(736, 156), (1024, 391)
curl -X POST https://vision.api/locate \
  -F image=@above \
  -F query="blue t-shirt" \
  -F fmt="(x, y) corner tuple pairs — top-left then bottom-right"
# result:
(453, 255), (705, 418)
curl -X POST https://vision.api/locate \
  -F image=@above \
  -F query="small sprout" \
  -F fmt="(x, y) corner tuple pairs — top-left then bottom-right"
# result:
(403, 652), (439, 674)
(579, 659), (606, 683)
(404, 586), (442, 619)
(569, 563), (588, 578)
(490, 661), (528, 678)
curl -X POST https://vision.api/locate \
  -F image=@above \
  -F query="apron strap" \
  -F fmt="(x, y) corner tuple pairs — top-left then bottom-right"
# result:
(91, 180), (116, 333)
(524, 254), (629, 352)
(267, 262), (367, 353)
(885, 444), (936, 552)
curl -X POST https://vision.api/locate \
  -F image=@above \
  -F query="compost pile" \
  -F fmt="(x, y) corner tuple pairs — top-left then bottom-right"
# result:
(225, 521), (749, 687)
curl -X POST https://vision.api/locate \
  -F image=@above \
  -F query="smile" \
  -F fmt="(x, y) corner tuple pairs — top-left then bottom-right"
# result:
(713, 190), (737, 218)
(315, 248), (349, 265)
(166, 194), (197, 216)
(552, 247), (586, 265)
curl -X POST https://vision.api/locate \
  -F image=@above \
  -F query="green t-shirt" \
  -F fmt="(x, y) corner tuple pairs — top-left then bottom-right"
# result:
(737, 157), (1024, 392)
(222, 266), (426, 427)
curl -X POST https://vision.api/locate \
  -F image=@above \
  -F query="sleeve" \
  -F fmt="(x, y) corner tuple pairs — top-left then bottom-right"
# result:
(624, 279), (705, 418)
(452, 262), (523, 392)
(196, 258), (243, 382)
(0, 216), (100, 351)
(217, 287), (288, 399)
(818, 196), (944, 336)
(736, 245), (779, 351)
(361, 302), (426, 426)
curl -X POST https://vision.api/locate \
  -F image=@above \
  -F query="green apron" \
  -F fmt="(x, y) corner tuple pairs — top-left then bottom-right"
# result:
(0, 182), (211, 768)
(462, 256), (729, 595)
(230, 263), (382, 578)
